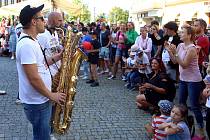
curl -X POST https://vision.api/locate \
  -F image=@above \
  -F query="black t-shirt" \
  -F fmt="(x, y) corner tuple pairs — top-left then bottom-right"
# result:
(150, 34), (163, 46)
(162, 34), (182, 47)
(99, 30), (110, 47)
(88, 39), (100, 58)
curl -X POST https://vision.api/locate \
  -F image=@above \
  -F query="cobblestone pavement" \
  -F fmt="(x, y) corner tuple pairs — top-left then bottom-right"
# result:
(0, 57), (151, 140)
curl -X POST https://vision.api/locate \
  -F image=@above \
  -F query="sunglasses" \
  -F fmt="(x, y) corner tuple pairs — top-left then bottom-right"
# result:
(35, 16), (45, 22)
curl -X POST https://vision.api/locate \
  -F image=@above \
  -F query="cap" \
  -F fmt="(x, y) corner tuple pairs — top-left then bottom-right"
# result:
(158, 100), (173, 114)
(204, 75), (210, 83)
(19, 4), (44, 27)
(130, 51), (136, 56)
(137, 49), (143, 54)
(130, 44), (139, 52)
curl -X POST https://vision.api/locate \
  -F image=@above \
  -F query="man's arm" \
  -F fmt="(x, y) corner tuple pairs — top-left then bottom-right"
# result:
(23, 64), (66, 104)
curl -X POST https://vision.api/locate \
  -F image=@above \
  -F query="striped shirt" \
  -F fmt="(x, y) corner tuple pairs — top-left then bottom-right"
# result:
(152, 115), (170, 140)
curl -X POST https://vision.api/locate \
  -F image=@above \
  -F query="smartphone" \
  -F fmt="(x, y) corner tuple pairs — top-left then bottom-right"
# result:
(168, 36), (173, 45)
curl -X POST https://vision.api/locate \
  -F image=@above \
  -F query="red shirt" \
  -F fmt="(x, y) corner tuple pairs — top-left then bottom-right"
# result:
(195, 35), (209, 65)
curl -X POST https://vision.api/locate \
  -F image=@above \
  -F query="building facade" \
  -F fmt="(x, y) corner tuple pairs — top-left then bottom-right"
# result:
(130, 0), (210, 31)
(0, 0), (26, 8)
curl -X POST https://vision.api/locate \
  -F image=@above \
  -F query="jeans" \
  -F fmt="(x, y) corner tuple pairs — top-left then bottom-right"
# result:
(179, 80), (204, 128)
(23, 101), (52, 140)
(83, 61), (89, 77)
(127, 70), (141, 87)
(206, 107), (210, 139)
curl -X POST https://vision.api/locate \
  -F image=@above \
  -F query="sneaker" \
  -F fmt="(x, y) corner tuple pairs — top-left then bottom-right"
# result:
(104, 69), (109, 73)
(11, 56), (15, 60)
(86, 80), (95, 84)
(15, 99), (22, 105)
(122, 77), (126, 81)
(90, 81), (99, 87)
(50, 134), (57, 140)
(98, 71), (105, 75)
(82, 76), (88, 80)
(108, 75), (116, 80)
(0, 90), (6, 95)
(124, 83), (130, 87)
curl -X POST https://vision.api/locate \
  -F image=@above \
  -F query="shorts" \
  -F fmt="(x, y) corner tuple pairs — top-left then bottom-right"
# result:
(88, 55), (99, 64)
(99, 47), (109, 60)
(115, 48), (127, 57)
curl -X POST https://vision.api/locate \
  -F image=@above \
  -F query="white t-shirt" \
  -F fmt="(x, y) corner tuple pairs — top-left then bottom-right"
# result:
(16, 33), (51, 104)
(162, 36), (173, 62)
(126, 57), (136, 67)
(37, 29), (61, 76)
(135, 53), (151, 74)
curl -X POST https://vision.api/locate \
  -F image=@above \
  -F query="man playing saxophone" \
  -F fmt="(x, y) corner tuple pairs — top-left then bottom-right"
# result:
(37, 11), (64, 140)
(16, 4), (66, 140)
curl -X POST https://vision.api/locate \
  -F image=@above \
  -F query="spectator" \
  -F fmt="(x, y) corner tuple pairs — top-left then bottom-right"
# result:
(162, 21), (182, 82)
(9, 20), (17, 60)
(136, 58), (176, 109)
(135, 26), (152, 59)
(158, 104), (191, 140)
(193, 19), (209, 78)
(166, 25), (205, 138)
(125, 21), (138, 52)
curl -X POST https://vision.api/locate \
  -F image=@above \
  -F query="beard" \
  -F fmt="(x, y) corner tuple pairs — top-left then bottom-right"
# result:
(195, 28), (202, 35)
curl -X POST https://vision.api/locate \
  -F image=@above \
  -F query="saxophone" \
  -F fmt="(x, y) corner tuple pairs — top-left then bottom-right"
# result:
(52, 29), (88, 134)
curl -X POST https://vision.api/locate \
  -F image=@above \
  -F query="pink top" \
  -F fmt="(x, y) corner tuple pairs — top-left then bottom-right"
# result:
(178, 43), (202, 82)
(117, 31), (126, 49)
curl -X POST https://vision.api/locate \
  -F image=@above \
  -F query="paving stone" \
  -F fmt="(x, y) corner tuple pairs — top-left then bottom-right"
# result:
(0, 57), (152, 139)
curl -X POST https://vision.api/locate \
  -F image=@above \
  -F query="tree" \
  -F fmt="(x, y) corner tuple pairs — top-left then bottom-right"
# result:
(65, 0), (91, 23)
(108, 7), (129, 24)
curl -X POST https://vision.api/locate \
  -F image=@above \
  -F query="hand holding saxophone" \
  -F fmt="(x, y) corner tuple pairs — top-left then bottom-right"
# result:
(50, 92), (66, 106)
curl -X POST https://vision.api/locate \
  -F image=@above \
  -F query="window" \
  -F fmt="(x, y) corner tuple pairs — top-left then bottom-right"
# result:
(4, 0), (8, 6)
(16, 0), (21, 3)
(11, 0), (15, 4)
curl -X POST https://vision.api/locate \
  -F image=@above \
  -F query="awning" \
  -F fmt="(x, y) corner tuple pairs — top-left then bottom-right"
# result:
(52, 0), (82, 16)
(0, 0), (51, 16)
(0, 0), (82, 16)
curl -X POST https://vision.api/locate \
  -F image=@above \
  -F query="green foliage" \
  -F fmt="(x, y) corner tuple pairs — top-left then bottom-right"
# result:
(108, 7), (129, 24)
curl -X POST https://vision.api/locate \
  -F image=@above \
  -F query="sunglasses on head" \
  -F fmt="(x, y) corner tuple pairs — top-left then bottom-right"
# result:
(35, 16), (45, 22)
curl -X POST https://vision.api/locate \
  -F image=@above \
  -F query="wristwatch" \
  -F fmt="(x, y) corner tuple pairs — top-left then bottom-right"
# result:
(175, 53), (178, 57)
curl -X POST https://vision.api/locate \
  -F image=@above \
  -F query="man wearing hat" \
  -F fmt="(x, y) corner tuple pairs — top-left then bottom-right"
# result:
(16, 4), (66, 140)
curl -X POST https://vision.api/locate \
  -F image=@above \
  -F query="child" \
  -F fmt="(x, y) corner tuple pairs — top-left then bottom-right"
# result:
(129, 50), (151, 90)
(86, 30), (100, 87)
(145, 100), (173, 140)
(159, 104), (191, 140)
(123, 51), (136, 89)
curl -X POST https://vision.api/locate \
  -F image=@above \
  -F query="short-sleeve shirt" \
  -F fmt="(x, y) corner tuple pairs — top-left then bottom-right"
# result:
(38, 29), (61, 76)
(152, 115), (170, 140)
(16, 33), (51, 104)
(135, 53), (151, 74)
(88, 39), (100, 59)
(195, 35), (209, 65)
(126, 57), (136, 67)
(166, 117), (191, 140)
(99, 29), (110, 47)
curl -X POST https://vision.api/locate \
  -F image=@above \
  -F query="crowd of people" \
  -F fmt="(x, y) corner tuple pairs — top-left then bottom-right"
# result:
(1, 3), (210, 140)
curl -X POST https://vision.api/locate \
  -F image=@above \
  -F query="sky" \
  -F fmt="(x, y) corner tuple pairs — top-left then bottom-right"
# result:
(82, 0), (133, 19)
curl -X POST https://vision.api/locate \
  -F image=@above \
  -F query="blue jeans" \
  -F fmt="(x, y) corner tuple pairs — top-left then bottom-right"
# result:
(179, 80), (204, 128)
(23, 101), (52, 140)
(127, 70), (141, 87)
(83, 61), (89, 77)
